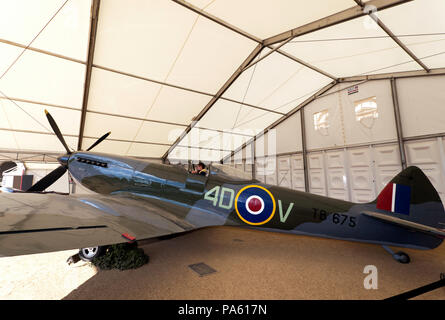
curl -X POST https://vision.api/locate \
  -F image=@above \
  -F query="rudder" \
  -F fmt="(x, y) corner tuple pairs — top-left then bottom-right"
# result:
(374, 166), (445, 229)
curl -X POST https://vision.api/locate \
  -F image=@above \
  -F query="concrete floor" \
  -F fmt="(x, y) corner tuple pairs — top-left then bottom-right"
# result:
(60, 226), (445, 300)
(1, 226), (444, 299)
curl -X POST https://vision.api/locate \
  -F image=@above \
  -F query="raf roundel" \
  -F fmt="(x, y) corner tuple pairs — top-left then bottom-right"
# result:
(235, 185), (276, 225)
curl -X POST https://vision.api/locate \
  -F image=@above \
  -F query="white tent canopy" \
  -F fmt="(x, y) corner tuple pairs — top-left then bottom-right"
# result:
(0, 0), (444, 163)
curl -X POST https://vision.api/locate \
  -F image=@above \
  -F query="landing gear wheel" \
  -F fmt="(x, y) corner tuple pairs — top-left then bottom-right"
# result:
(78, 246), (106, 262)
(393, 251), (410, 264)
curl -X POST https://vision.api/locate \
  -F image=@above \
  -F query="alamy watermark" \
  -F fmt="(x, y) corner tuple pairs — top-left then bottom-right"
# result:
(363, 265), (378, 290)
(167, 123), (278, 173)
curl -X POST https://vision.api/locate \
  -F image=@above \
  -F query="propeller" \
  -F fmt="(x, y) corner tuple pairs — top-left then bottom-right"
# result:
(86, 131), (111, 151)
(26, 110), (110, 192)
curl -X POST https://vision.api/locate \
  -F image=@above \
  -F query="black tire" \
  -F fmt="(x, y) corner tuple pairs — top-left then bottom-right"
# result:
(78, 246), (107, 262)
(394, 251), (411, 264)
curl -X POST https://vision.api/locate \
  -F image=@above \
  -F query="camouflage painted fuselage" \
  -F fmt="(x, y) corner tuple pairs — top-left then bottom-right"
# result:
(68, 151), (444, 250)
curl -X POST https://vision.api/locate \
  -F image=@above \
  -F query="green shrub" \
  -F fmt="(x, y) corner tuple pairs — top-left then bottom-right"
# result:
(92, 243), (149, 271)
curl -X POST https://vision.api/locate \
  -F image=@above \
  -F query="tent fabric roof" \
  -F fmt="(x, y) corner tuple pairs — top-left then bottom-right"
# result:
(0, 0), (444, 162)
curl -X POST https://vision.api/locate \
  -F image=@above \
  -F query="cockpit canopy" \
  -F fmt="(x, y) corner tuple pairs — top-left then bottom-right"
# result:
(209, 163), (253, 181)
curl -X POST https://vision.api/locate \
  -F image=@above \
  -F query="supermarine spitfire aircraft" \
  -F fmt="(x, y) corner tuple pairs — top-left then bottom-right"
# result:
(1, 111), (445, 263)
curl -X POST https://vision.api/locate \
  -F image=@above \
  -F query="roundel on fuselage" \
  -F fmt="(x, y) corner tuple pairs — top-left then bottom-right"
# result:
(235, 185), (276, 225)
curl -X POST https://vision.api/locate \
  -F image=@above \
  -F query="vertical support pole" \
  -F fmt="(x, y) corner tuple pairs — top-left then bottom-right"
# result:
(78, 0), (101, 151)
(300, 108), (310, 192)
(390, 78), (407, 169)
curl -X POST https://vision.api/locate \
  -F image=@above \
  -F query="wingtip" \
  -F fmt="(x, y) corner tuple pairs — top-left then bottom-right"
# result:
(44, 109), (49, 115)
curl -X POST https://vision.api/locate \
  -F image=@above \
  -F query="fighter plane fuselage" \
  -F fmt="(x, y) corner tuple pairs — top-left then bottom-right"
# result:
(65, 151), (444, 250)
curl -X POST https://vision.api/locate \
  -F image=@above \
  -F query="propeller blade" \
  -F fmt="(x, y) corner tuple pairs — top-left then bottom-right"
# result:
(45, 109), (71, 154)
(27, 165), (67, 192)
(86, 131), (111, 151)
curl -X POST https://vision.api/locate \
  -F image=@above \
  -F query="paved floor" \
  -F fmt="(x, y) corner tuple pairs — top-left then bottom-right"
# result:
(62, 226), (445, 300)
(1, 226), (444, 299)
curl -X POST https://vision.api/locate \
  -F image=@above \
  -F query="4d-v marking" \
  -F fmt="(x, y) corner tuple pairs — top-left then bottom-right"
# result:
(203, 185), (295, 225)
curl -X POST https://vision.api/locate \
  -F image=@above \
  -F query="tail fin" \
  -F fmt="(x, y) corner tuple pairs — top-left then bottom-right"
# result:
(374, 166), (445, 229)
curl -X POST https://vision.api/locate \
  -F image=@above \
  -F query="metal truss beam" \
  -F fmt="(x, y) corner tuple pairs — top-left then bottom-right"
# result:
(390, 78), (407, 169)
(0, 148), (163, 162)
(172, 0), (337, 80)
(339, 67), (445, 82)
(354, 0), (429, 72)
(300, 107), (309, 192)
(0, 127), (233, 153)
(273, 49), (337, 80)
(93, 65), (284, 116)
(0, 38), (85, 65)
(77, 0), (101, 151)
(221, 81), (337, 163)
(0, 96), (255, 140)
(162, 43), (265, 160)
(262, 0), (412, 46)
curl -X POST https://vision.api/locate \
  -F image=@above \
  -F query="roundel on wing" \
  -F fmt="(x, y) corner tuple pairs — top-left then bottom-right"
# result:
(235, 185), (276, 225)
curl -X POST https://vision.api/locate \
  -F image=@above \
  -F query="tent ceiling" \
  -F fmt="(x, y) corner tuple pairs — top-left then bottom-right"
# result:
(0, 0), (444, 162)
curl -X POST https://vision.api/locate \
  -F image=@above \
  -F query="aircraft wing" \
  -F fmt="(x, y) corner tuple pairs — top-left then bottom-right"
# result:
(0, 192), (195, 257)
(362, 210), (445, 238)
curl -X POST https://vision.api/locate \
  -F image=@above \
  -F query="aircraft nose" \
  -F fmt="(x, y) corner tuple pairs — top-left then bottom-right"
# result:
(57, 154), (70, 166)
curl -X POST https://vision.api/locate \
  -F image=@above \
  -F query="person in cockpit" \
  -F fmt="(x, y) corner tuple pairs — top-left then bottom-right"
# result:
(191, 162), (208, 176)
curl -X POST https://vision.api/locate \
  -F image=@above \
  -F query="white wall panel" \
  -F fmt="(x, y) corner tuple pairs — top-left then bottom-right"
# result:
(291, 154), (305, 191)
(196, 149), (230, 162)
(325, 150), (348, 201)
(308, 152), (327, 196)
(305, 80), (398, 150)
(255, 132), (280, 158)
(348, 147), (376, 203)
(275, 111), (302, 154)
(277, 155), (291, 188)
(396, 75), (445, 138)
(245, 143), (254, 166)
(373, 143), (402, 194)
(244, 160), (253, 174)
(265, 156), (277, 185)
(405, 139), (445, 203)
(233, 149), (243, 165)
(255, 157), (266, 183)
(341, 80), (397, 145)
(167, 146), (189, 163)
(234, 162), (244, 172)
(304, 93), (344, 150)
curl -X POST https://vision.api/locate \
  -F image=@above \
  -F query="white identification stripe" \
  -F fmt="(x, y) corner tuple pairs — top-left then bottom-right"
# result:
(391, 183), (397, 212)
